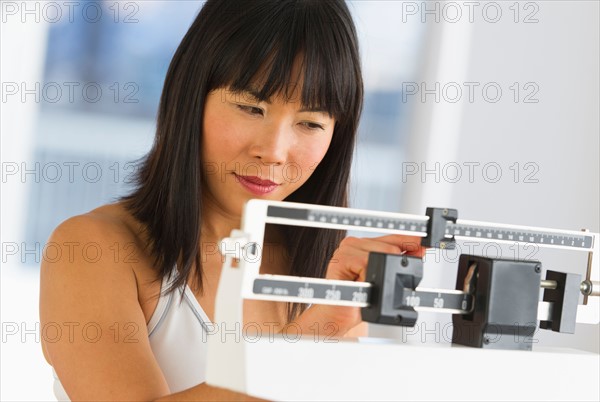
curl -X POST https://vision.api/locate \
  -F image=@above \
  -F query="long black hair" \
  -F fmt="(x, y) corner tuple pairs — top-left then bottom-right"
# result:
(122, 0), (363, 321)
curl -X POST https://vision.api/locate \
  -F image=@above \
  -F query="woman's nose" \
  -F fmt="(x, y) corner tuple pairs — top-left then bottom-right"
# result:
(248, 122), (292, 165)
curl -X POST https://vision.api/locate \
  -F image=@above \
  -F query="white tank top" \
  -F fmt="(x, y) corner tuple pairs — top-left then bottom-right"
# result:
(52, 266), (212, 400)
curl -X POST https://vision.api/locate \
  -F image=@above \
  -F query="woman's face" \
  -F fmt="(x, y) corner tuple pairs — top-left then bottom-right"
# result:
(201, 83), (335, 217)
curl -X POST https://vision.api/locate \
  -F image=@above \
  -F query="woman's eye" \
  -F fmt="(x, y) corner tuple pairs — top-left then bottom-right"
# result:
(237, 104), (264, 116)
(301, 121), (325, 131)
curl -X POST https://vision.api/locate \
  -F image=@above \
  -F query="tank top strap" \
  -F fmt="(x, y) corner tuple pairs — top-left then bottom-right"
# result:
(147, 266), (179, 336)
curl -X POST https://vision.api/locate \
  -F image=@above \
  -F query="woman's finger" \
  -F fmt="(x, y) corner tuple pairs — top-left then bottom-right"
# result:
(347, 234), (427, 257)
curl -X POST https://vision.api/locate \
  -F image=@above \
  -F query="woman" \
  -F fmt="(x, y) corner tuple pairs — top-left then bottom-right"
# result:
(40, 0), (424, 400)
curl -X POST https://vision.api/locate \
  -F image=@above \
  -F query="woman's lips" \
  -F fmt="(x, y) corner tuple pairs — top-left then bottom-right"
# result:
(234, 174), (280, 195)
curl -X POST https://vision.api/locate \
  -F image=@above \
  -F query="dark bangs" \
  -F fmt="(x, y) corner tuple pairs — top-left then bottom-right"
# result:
(207, 0), (360, 123)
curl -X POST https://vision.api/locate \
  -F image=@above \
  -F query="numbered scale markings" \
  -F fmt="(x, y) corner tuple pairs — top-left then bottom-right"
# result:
(266, 205), (594, 251)
(448, 222), (593, 249)
(267, 206), (428, 235)
(252, 277), (473, 314)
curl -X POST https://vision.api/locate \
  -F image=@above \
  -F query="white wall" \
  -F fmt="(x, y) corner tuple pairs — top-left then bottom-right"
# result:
(373, 1), (600, 352)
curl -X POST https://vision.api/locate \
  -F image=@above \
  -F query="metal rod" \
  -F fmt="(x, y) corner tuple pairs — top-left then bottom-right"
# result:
(584, 249), (593, 304)
(541, 280), (558, 290)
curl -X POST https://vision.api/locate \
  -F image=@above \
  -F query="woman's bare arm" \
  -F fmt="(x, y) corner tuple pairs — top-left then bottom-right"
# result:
(40, 215), (172, 400)
(40, 215), (263, 401)
(153, 383), (264, 401)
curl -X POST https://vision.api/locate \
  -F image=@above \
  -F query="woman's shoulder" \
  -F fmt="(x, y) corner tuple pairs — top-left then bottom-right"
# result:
(47, 202), (153, 264)
(42, 201), (159, 294)
(51, 202), (143, 243)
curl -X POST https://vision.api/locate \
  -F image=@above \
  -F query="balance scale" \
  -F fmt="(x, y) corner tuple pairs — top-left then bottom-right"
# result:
(206, 200), (599, 401)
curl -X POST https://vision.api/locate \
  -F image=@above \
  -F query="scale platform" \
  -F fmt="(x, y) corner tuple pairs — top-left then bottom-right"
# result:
(212, 336), (600, 401)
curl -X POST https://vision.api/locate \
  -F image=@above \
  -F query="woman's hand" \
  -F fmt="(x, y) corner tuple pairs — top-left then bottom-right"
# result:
(326, 235), (426, 281)
(320, 235), (426, 334)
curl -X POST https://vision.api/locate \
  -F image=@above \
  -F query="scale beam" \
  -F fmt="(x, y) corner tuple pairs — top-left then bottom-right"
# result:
(264, 203), (595, 251)
(251, 274), (473, 313)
